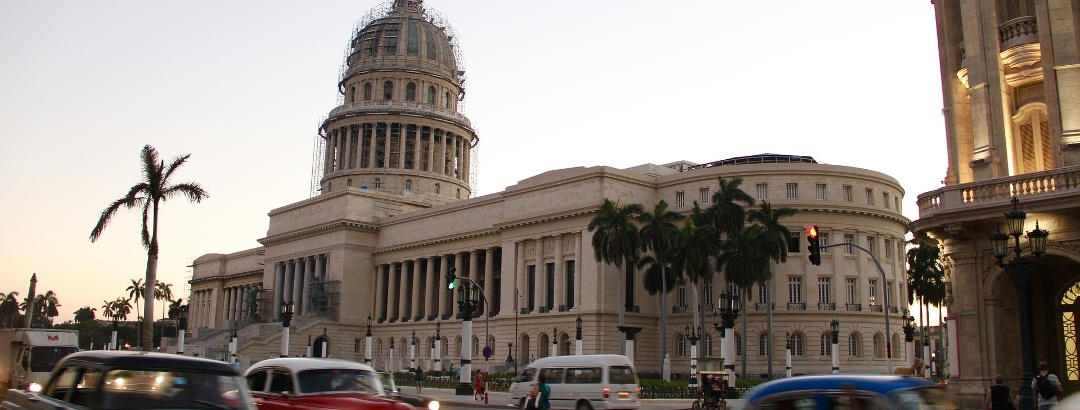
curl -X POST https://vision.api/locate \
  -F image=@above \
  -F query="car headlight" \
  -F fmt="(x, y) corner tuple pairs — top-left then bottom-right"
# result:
(28, 383), (42, 393)
(427, 400), (440, 410)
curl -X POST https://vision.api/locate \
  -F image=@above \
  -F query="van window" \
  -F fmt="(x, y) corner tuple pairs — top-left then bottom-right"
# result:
(608, 366), (637, 384)
(540, 368), (565, 384)
(566, 368), (602, 384)
(517, 368), (536, 383)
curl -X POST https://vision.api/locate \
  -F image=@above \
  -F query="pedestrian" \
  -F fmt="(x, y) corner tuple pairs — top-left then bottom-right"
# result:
(474, 371), (484, 400)
(414, 366), (424, 394)
(1032, 361), (1064, 409)
(527, 372), (551, 409)
(984, 374), (1016, 410)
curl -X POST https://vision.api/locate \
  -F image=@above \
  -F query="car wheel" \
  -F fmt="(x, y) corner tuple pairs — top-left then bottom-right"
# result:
(575, 400), (593, 410)
(692, 400), (703, 410)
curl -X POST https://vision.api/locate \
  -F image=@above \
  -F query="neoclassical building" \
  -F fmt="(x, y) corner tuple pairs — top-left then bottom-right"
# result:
(186, 0), (913, 379)
(910, 0), (1080, 407)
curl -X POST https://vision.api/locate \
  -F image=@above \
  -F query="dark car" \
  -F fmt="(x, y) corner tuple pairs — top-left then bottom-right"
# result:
(244, 357), (414, 410)
(1, 350), (256, 410)
(734, 374), (956, 410)
(378, 371), (440, 410)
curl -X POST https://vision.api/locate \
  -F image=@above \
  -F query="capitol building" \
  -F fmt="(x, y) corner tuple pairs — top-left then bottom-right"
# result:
(185, 0), (913, 379)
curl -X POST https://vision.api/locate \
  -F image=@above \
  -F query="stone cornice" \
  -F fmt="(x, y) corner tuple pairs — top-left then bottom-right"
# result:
(495, 206), (597, 230)
(374, 227), (501, 254)
(258, 219), (379, 246)
(189, 270), (262, 285)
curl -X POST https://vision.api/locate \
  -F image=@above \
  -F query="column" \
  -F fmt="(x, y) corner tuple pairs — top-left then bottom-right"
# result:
(468, 250), (479, 313)
(344, 127), (353, 170)
(374, 264), (385, 321)
(397, 263), (409, 321)
(483, 247), (495, 317)
(398, 123), (407, 169)
(516, 242), (527, 313)
(438, 255), (450, 318)
(386, 263), (398, 321)
(575, 233), (583, 309)
(554, 236), (564, 311)
(426, 256), (437, 320)
(304, 255), (316, 314)
(323, 132), (334, 175)
(223, 288), (232, 322)
(452, 254), (463, 317)
(283, 261), (295, 309)
(274, 264), (282, 321)
(536, 238), (547, 311)
(292, 259), (304, 314)
(427, 128), (436, 173)
(412, 127), (422, 171)
(410, 260), (422, 321)
(235, 287), (244, 321)
(447, 134), (456, 176)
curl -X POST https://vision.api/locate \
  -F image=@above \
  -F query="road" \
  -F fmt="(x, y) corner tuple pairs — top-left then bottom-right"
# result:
(416, 387), (706, 410)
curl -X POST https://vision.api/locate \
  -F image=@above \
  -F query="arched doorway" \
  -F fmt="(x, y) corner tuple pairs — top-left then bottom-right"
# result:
(313, 335), (329, 358)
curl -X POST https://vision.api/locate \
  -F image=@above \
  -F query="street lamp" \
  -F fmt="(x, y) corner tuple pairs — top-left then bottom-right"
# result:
(322, 327), (329, 358)
(176, 305), (188, 355)
(901, 310), (916, 367)
(989, 197), (1049, 410)
(410, 331), (417, 369)
(551, 327), (558, 357)
(785, 332), (792, 377)
(434, 320), (442, 373)
(280, 302), (294, 357)
(452, 272), (481, 395)
(830, 319), (840, 374)
(685, 325), (701, 385)
(575, 316), (583, 355)
(364, 315), (373, 365)
(921, 325), (931, 379)
(717, 290), (741, 379)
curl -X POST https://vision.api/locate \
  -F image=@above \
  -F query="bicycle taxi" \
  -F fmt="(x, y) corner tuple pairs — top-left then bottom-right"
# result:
(692, 358), (729, 410)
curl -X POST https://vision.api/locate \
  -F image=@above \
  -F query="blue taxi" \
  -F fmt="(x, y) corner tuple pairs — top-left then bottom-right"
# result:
(733, 374), (956, 410)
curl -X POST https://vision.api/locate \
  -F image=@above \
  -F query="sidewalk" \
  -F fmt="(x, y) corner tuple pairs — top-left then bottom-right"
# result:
(415, 387), (719, 409)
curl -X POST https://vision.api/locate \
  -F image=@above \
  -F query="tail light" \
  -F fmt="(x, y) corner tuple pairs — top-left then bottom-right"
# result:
(602, 386), (610, 399)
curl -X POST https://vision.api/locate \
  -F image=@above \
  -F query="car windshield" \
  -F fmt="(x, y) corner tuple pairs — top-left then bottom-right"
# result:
(378, 372), (398, 395)
(888, 387), (957, 409)
(100, 369), (253, 409)
(517, 368), (536, 383)
(30, 346), (79, 372)
(297, 368), (380, 394)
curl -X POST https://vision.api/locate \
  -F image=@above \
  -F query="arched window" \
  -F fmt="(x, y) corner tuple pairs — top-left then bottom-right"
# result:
(350, 86), (356, 102)
(404, 179), (412, 191)
(821, 333), (832, 356)
(873, 333), (885, 358)
(444, 91), (452, 108)
(363, 82), (372, 100)
(405, 82), (416, 102)
(892, 333), (901, 359)
(374, 178), (382, 189)
(427, 86), (436, 104)
(434, 183), (440, 194)
(454, 336), (461, 357)
(473, 336), (481, 357)
(383, 81), (394, 100)
(789, 333), (804, 356)
(848, 332), (861, 357)
(1012, 104), (1052, 174)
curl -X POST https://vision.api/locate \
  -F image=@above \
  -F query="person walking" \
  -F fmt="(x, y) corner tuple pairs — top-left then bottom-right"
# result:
(528, 372), (551, 409)
(1032, 361), (1064, 409)
(985, 374), (1016, 410)
(413, 366), (423, 394)
(474, 371), (485, 401)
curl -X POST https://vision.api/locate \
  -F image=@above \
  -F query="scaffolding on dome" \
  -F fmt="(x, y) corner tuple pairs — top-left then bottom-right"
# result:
(687, 154), (819, 170)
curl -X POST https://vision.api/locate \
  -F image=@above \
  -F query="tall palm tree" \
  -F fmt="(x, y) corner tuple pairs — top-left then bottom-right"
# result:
(708, 176), (756, 237)
(90, 145), (209, 351)
(747, 201), (796, 376)
(587, 198), (643, 353)
(168, 298), (184, 319)
(34, 290), (61, 327)
(671, 215), (718, 348)
(73, 307), (97, 324)
(113, 297), (133, 322)
(716, 223), (775, 379)
(636, 200), (682, 379)
(906, 242), (945, 328)
(154, 282), (174, 348)
(0, 292), (19, 328)
(126, 279), (144, 347)
(101, 300), (116, 322)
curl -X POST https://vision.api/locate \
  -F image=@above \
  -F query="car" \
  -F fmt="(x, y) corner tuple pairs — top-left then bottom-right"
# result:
(1, 350), (256, 410)
(243, 357), (414, 409)
(508, 354), (641, 409)
(732, 374), (957, 410)
(377, 371), (440, 410)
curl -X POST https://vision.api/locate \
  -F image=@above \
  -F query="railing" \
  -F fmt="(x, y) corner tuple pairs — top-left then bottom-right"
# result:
(325, 100), (473, 129)
(788, 303), (806, 311)
(916, 166), (1080, 218)
(869, 305), (883, 312)
(539, 306), (550, 314)
(846, 303), (862, 311)
(999, 16), (1038, 50)
(673, 306), (688, 314)
(756, 303), (770, 311)
(818, 303), (835, 311)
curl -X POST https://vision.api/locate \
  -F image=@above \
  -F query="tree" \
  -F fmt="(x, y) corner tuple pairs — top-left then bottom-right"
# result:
(747, 201), (796, 377)
(716, 224), (775, 379)
(154, 282), (174, 348)
(708, 176), (756, 237)
(0, 292), (19, 328)
(89, 145), (209, 351)
(670, 213), (718, 349)
(587, 198), (643, 351)
(127, 279), (144, 347)
(112, 297), (133, 322)
(74, 307), (97, 324)
(906, 242), (945, 328)
(34, 290), (61, 327)
(168, 298), (184, 320)
(636, 200), (683, 379)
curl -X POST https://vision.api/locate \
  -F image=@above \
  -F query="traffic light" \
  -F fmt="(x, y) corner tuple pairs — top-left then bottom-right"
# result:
(806, 226), (821, 266)
(446, 267), (458, 289)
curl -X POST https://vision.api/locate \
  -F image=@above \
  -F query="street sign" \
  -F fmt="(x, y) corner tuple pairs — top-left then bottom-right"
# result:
(483, 345), (492, 360)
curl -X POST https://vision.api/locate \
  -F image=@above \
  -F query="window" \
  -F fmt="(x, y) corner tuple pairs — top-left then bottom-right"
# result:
(846, 278), (857, 304)
(787, 231), (801, 254)
(445, 92), (452, 108)
(700, 188), (710, 204)
(849, 333), (861, 357)
(405, 82), (416, 101)
(874, 333), (885, 358)
(867, 236), (875, 254)
(884, 239), (892, 259)
(565, 260), (575, 309)
(789, 333), (804, 356)
(756, 183), (768, 200)
(843, 185), (853, 202)
(843, 234), (855, 254)
(865, 188), (874, 205)
(363, 82), (372, 100)
(427, 86), (436, 104)
(759, 334), (769, 356)
(677, 335), (687, 357)
(424, 25), (437, 59)
(895, 197), (900, 211)
(758, 285), (768, 305)
(736, 333), (742, 356)
(703, 284), (714, 309)
(383, 81), (394, 100)
(883, 192), (890, 208)
(677, 285), (687, 308)
(786, 183), (798, 199)
(816, 183), (827, 200)
(373, 178), (382, 189)
(566, 367), (602, 384)
(869, 279), (878, 306)
(818, 277), (831, 304)
(383, 24), (399, 55)
(820, 233), (830, 253)
(434, 183), (440, 194)
(675, 191), (685, 208)
(820, 333), (832, 356)
(349, 86), (356, 102)
(404, 179), (412, 191)
(788, 276), (803, 304)
(702, 334), (713, 356)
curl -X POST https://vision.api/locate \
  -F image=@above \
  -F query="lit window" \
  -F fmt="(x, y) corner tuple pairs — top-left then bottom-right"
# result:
(816, 184), (826, 200)
(756, 183), (768, 200)
(675, 191), (685, 208)
(786, 183), (798, 199)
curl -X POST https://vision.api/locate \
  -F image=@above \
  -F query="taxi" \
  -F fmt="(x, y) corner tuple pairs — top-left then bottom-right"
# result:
(244, 357), (413, 410)
(733, 374), (956, 409)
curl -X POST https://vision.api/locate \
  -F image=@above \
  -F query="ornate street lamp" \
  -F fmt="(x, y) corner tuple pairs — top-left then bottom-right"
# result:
(575, 316), (583, 355)
(453, 273), (481, 395)
(902, 310), (916, 367)
(364, 315), (373, 365)
(717, 290), (741, 378)
(988, 197), (1049, 410)
(686, 325), (701, 385)
(551, 327), (558, 357)
(279, 302), (294, 357)
(176, 305), (188, 355)
(410, 331), (417, 369)
(785, 332), (793, 377)
(830, 319), (840, 374)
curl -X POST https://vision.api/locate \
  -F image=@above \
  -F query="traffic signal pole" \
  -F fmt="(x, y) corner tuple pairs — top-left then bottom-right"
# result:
(818, 241), (894, 374)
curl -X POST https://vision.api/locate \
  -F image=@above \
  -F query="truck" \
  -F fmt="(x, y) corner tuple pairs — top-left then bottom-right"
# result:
(0, 329), (79, 393)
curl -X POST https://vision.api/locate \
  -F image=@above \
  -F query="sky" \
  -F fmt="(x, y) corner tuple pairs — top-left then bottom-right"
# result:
(0, 1), (948, 324)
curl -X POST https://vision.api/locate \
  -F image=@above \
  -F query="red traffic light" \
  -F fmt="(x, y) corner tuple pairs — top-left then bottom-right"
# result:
(806, 226), (818, 238)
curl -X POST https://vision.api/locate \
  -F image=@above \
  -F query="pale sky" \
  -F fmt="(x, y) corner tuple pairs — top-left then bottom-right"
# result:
(0, 1), (947, 324)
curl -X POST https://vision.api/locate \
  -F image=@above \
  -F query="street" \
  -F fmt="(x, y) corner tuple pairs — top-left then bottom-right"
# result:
(417, 388), (702, 410)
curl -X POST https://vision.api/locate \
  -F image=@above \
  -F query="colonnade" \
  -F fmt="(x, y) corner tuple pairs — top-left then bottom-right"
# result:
(325, 122), (470, 183)
(374, 247), (499, 323)
(190, 288), (216, 329)
(272, 253), (329, 321)
(221, 283), (260, 323)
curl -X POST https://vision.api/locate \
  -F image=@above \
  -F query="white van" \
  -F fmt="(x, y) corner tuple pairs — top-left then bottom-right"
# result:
(508, 354), (640, 410)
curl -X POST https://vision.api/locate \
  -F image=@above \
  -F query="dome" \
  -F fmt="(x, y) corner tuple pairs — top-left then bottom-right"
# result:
(339, 0), (466, 97)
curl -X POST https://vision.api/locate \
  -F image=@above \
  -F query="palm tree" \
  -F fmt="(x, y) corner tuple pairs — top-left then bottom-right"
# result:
(126, 279), (144, 347)
(74, 307), (97, 324)
(747, 201), (796, 376)
(636, 200), (682, 379)
(0, 292), (18, 327)
(671, 215), (718, 347)
(89, 145), (209, 351)
(154, 282), (174, 348)
(708, 176), (756, 237)
(101, 300), (116, 322)
(716, 224), (775, 379)
(34, 290), (61, 327)
(587, 198), (643, 353)
(113, 297), (133, 322)
(168, 298), (184, 320)
(906, 242), (945, 329)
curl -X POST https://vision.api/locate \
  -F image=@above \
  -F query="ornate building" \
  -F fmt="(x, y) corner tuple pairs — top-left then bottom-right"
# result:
(187, 0), (913, 380)
(911, 0), (1080, 407)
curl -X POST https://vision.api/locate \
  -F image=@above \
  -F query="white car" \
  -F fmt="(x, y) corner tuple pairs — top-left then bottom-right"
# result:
(509, 354), (640, 410)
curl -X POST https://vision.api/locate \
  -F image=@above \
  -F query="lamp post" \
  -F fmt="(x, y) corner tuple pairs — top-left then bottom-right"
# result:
(321, 327), (329, 358)
(365, 315), (373, 365)
(410, 331), (417, 369)
(551, 327), (558, 357)
(785, 332), (792, 377)
(176, 305), (188, 355)
(575, 316), (583, 355)
(902, 310), (916, 367)
(921, 326), (931, 379)
(306, 335), (313, 358)
(389, 338), (396, 371)
(686, 325), (701, 385)
(989, 197), (1049, 410)
(280, 302), (293, 357)
(452, 273), (481, 395)
(434, 320), (442, 373)
(229, 321), (238, 365)
(830, 319), (840, 374)
(717, 290), (741, 383)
